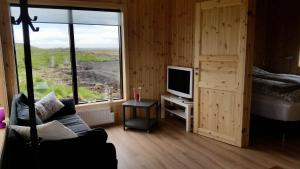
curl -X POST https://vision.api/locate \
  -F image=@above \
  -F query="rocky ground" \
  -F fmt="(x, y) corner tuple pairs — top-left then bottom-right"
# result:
(77, 61), (121, 94)
(40, 60), (121, 97)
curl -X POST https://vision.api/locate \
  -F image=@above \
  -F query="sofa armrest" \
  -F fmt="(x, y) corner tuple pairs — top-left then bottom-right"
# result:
(39, 142), (117, 169)
(39, 130), (117, 169)
(84, 127), (108, 143)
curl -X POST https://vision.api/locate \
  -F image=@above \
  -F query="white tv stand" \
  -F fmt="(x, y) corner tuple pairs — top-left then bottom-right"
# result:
(161, 95), (193, 132)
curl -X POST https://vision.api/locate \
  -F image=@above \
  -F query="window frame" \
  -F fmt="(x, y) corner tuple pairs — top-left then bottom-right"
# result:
(11, 4), (124, 105)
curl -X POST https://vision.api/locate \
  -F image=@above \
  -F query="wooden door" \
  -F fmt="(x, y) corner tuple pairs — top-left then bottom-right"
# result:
(193, 0), (252, 147)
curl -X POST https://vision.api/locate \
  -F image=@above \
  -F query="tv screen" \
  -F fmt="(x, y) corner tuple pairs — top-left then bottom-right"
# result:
(167, 66), (193, 98)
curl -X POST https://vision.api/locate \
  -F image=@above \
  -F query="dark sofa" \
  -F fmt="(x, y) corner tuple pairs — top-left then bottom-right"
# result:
(0, 93), (118, 169)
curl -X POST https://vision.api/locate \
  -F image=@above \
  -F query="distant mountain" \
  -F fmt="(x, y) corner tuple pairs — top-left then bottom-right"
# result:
(15, 43), (118, 52)
(14, 43), (119, 71)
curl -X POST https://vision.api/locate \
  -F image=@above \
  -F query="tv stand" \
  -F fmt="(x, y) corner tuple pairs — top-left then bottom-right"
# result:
(170, 96), (192, 103)
(161, 95), (193, 132)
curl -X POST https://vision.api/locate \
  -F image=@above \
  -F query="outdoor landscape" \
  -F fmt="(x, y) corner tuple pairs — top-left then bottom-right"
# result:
(16, 43), (121, 103)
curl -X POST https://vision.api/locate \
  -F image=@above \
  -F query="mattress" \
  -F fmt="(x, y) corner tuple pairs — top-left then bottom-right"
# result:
(251, 93), (300, 121)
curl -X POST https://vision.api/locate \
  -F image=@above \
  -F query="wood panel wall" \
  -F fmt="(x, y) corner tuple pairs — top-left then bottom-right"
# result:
(0, 0), (170, 121)
(254, 0), (300, 74)
(0, 0), (18, 113)
(267, 0), (300, 74)
(0, 0), (255, 124)
(0, 35), (9, 116)
(169, 0), (195, 68)
(170, 0), (300, 76)
(127, 0), (169, 100)
(253, 0), (269, 69)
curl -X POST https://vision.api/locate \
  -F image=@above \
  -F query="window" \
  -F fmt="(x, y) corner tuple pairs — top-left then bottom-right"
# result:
(11, 6), (123, 104)
(74, 24), (121, 103)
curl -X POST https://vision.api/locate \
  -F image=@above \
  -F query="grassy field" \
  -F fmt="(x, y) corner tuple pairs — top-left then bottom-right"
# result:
(16, 43), (117, 102)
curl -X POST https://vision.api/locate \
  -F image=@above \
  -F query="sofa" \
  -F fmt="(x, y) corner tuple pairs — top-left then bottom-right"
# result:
(0, 93), (118, 169)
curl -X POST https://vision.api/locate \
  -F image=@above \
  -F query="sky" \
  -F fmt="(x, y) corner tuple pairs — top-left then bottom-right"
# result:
(11, 7), (120, 49)
(13, 24), (119, 49)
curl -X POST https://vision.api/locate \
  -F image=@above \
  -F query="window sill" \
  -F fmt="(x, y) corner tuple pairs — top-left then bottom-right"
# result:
(75, 99), (126, 109)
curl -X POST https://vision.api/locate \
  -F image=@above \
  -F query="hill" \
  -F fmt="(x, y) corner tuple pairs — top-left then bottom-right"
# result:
(15, 43), (120, 101)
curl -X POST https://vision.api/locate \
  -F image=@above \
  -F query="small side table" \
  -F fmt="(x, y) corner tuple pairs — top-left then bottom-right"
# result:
(122, 99), (159, 132)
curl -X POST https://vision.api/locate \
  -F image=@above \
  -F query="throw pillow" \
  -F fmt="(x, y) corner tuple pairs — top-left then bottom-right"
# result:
(17, 102), (43, 125)
(15, 93), (43, 125)
(10, 120), (78, 141)
(35, 92), (64, 121)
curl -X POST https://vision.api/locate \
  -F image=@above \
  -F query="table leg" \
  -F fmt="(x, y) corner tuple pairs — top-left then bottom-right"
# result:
(185, 107), (191, 132)
(156, 102), (159, 121)
(161, 97), (165, 119)
(123, 106), (126, 130)
(133, 107), (137, 118)
(146, 108), (150, 132)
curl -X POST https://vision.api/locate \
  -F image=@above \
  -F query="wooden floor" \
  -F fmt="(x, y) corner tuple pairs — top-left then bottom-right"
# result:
(105, 118), (300, 169)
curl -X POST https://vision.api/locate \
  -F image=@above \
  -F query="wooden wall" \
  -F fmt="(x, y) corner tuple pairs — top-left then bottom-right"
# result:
(169, 0), (300, 76)
(253, 0), (269, 69)
(169, 0), (195, 68)
(0, 0), (18, 113)
(127, 0), (169, 100)
(254, 0), (300, 74)
(267, 0), (300, 74)
(0, 0), (170, 121)
(0, 35), (9, 116)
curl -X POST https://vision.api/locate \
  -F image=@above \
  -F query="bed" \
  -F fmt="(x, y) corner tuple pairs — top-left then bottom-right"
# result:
(251, 67), (300, 122)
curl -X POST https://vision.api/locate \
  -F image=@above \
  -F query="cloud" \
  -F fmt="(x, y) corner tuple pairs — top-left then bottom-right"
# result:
(13, 23), (119, 49)
(11, 6), (120, 49)
(74, 25), (119, 49)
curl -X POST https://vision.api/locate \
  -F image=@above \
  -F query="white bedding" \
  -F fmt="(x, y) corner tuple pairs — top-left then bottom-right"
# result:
(251, 67), (300, 121)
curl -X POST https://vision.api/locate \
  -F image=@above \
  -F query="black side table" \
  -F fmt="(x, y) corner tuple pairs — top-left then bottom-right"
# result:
(122, 99), (159, 132)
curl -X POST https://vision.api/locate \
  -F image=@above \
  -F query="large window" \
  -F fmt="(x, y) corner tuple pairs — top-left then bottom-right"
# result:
(11, 6), (123, 104)
(74, 25), (121, 103)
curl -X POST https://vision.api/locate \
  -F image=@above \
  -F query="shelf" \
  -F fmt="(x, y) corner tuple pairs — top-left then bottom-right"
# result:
(162, 95), (193, 107)
(165, 108), (186, 119)
(161, 95), (193, 132)
(125, 118), (158, 131)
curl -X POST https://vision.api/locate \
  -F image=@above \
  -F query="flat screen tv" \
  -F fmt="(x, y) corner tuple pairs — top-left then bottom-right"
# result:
(167, 66), (193, 99)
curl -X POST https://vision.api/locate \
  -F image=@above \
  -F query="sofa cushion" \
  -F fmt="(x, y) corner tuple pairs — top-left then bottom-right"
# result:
(15, 93), (43, 125)
(10, 120), (78, 141)
(54, 114), (91, 136)
(35, 92), (64, 121)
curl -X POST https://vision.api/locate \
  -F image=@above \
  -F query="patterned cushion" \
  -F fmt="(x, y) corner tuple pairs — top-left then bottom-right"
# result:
(35, 92), (64, 121)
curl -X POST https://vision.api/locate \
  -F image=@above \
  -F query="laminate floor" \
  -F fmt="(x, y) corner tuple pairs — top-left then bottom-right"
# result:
(106, 119), (300, 169)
